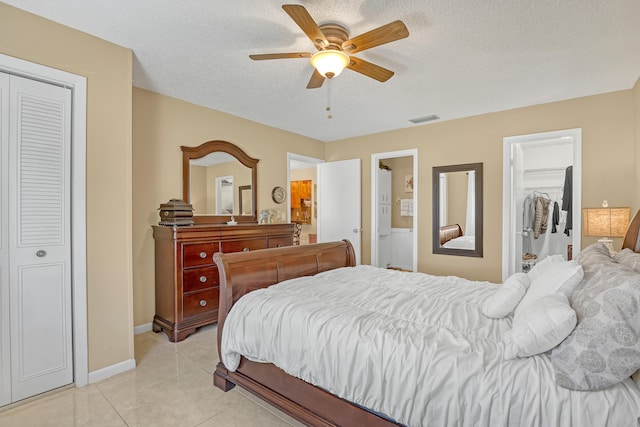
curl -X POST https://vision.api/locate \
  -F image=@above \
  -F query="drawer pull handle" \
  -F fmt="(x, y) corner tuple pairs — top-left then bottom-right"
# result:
(276, 244), (282, 247)
(199, 251), (207, 259)
(243, 247), (250, 252)
(199, 300), (207, 307)
(199, 276), (207, 283)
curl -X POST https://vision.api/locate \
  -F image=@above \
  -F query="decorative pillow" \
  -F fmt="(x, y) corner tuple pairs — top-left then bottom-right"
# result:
(503, 293), (576, 360)
(575, 242), (613, 266)
(614, 248), (640, 274)
(481, 273), (530, 318)
(514, 261), (584, 317)
(527, 254), (564, 282)
(551, 259), (640, 390)
(571, 243), (620, 312)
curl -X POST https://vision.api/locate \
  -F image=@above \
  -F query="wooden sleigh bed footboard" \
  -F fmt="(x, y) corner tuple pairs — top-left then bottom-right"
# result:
(213, 240), (400, 427)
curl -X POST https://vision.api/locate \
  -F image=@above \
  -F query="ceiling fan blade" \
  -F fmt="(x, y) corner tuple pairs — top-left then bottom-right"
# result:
(347, 57), (394, 82)
(306, 69), (325, 89)
(342, 20), (409, 54)
(249, 52), (312, 60)
(282, 4), (329, 50)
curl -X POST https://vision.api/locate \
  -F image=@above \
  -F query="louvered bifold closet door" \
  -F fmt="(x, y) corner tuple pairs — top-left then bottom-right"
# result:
(8, 74), (72, 402)
(0, 72), (11, 407)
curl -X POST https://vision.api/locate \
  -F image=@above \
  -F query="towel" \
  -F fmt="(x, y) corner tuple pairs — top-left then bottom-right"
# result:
(400, 199), (413, 217)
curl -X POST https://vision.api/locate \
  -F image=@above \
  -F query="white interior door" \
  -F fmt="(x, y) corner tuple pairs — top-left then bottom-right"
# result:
(317, 159), (361, 264)
(6, 73), (73, 402)
(0, 70), (11, 407)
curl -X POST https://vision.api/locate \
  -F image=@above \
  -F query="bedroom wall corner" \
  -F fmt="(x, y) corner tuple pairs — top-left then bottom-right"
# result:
(0, 4), (135, 373)
(131, 88), (325, 327)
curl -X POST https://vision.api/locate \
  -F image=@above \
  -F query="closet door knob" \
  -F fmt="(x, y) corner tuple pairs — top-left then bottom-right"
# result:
(36, 250), (47, 257)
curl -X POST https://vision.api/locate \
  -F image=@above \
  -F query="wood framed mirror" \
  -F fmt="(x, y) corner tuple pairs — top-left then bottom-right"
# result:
(432, 162), (483, 257)
(181, 140), (258, 224)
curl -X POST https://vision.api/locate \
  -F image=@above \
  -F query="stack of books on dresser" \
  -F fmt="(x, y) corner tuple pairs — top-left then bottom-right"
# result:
(158, 199), (194, 226)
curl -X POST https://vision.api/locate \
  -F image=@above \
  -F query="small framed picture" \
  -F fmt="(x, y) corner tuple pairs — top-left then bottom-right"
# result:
(404, 175), (414, 192)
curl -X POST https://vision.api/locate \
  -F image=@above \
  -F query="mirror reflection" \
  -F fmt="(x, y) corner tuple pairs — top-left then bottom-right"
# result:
(188, 152), (251, 216)
(432, 163), (483, 257)
(182, 140), (258, 224)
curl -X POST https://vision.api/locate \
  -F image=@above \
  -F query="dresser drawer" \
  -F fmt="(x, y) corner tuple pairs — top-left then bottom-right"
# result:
(268, 236), (292, 248)
(183, 242), (219, 267)
(183, 288), (219, 319)
(183, 266), (219, 293)
(220, 238), (267, 253)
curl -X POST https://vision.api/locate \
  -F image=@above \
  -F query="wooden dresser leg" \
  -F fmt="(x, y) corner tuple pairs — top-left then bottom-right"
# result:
(213, 363), (235, 392)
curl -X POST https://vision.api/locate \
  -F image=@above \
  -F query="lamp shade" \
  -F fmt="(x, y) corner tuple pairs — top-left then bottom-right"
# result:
(310, 50), (350, 78)
(583, 207), (630, 237)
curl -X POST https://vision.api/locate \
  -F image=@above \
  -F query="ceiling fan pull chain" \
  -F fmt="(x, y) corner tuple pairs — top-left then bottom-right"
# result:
(326, 78), (333, 119)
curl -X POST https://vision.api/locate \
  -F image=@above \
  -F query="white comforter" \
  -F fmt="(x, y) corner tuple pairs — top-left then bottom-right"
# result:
(221, 265), (640, 427)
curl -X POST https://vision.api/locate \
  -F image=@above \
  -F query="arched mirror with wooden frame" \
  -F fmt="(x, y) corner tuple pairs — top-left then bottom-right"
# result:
(181, 140), (258, 224)
(432, 162), (483, 257)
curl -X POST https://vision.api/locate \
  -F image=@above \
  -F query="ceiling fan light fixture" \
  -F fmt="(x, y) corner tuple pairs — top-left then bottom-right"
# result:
(310, 50), (350, 79)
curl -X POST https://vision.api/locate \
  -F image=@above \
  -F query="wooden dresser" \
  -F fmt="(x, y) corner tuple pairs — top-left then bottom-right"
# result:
(152, 222), (294, 342)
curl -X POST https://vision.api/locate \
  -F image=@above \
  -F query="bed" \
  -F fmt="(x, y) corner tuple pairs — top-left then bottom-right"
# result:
(439, 224), (463, 245)
(439, 223), (476, 250)
(213, 211), (640, 426)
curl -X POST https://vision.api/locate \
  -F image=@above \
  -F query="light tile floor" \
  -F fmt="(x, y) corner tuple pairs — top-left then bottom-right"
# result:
(0, 324), (305, 427)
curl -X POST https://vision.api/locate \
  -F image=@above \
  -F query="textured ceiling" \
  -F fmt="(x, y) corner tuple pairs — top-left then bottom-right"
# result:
(5, 0), (640, 142)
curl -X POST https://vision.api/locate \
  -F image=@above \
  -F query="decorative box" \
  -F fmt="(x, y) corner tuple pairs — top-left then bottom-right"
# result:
(158, 199), (194, 226)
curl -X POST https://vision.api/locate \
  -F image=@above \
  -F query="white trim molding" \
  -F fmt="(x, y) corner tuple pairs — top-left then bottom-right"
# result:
(88, 359), (136, 384)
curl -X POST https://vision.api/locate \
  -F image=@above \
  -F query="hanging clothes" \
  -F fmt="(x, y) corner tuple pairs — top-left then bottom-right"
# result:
(533, 195), (551, 239)
(551, 201), (560, 233)
(523, 195), (535, 234)
(522, 194), (535, 255)
(562, 166), (573, 236)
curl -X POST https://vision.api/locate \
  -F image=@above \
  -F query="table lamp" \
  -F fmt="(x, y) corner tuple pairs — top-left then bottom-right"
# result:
(583, 204), (630, 254)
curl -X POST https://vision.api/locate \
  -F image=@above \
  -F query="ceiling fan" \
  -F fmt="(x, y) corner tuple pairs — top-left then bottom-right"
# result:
(250, 4), (410, 89)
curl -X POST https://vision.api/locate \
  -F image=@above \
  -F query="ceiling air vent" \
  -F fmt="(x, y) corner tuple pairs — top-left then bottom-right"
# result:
(409, 114), (440, 124)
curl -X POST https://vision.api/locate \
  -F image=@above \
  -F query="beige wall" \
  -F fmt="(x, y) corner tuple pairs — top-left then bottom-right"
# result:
(132, 88), (324, 326)
(0, 4), (134, 371)
(326, 90), (637, 283)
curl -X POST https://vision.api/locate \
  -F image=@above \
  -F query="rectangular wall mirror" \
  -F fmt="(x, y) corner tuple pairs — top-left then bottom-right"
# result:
(432, 162), (483, 257)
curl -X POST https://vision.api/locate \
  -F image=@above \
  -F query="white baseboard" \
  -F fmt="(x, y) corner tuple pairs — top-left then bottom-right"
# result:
(134, 322), (153, 335)
(88, 358), (136, 384)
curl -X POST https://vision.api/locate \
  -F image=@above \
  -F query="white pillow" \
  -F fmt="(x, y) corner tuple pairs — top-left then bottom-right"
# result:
(481, 273), (529, 318)
(526, 254), (564, 282)
(515, 260), (583, 317)
(503, 293), (577, 360)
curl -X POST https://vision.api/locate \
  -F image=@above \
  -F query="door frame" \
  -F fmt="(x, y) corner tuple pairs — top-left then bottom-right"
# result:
(0, 54), (88, 388)
(371, 149), (419, 271)
(502, 128), (582, 280)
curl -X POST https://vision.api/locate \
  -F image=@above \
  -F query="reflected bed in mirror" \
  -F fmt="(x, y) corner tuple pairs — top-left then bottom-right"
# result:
(181, 140), (258, 224)
(432, 162), (483, 257)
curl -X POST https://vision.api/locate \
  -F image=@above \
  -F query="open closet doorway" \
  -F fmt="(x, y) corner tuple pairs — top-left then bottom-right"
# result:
(371, 149), (418, 272)
(287, 153), (323, 246)
(502, 129), (582, 280)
